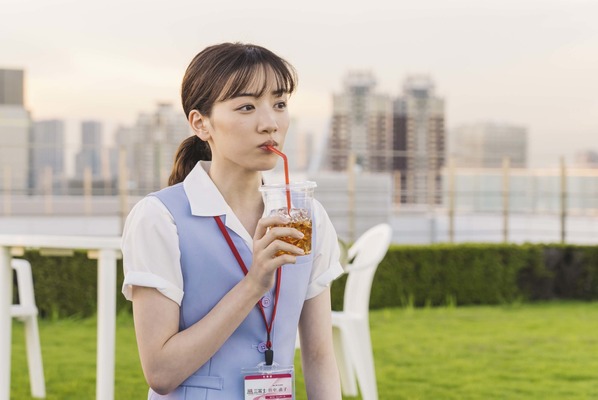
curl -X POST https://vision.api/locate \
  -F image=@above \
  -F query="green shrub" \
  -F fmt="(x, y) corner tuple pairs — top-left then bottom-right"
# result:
(331, 243), (598, 311)
(12, 250), (131, 319)
(10, 243), (598, 318)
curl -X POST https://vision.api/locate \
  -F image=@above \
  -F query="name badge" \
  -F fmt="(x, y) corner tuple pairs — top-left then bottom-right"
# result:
(243, 364), (294, 399)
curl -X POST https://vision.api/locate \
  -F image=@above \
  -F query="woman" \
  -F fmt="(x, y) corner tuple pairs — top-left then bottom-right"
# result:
(122, 42), (343, 399)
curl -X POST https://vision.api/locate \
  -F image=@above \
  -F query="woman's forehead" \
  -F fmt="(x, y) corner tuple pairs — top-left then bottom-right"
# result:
(220, 65), (286, 100)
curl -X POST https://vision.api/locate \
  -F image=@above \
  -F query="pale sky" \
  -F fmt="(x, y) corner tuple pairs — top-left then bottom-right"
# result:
(2, 0), (597, 167)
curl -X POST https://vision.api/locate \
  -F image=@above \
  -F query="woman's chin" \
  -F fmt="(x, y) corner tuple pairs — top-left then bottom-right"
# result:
(253, 160), (278, 171)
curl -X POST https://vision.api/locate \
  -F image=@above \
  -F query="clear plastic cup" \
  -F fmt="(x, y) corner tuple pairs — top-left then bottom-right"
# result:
(259, 181), (317, 255)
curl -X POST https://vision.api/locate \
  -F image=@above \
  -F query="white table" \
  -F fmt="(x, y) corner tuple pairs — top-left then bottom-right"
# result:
(0, 234), (122, 400)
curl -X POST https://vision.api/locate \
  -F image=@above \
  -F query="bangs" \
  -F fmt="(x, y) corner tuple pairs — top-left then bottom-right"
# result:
(218, 59), (297, 102)
(184, 43), (298, 116)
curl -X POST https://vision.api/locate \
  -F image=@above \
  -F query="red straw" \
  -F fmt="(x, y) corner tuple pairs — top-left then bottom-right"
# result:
(266, 145), (291, 212)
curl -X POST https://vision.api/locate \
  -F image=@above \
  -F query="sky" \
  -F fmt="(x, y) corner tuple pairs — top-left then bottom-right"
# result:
(1, 0), (597, 167)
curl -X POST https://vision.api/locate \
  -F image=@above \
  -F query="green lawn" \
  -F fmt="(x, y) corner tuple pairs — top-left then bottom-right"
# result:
(10, 301), (598, 399)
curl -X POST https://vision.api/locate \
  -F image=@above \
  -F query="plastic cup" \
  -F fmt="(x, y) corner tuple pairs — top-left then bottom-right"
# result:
(259, 181), (317, 255)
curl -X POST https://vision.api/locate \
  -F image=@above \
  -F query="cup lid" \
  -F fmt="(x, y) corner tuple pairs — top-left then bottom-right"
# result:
(259, 181), (317, 191)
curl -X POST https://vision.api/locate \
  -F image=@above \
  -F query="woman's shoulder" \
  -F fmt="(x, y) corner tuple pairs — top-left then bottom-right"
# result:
(126, 195), (174, 228)
(313, 198), (331, 220)
(149, 182), (185, 199)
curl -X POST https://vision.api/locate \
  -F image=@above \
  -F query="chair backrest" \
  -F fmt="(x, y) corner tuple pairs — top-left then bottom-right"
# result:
(343, 223), (392, 317)
(11, 259), (39, 318)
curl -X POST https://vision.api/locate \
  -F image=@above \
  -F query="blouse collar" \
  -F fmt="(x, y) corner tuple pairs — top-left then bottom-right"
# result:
(183, 161), (254, 251)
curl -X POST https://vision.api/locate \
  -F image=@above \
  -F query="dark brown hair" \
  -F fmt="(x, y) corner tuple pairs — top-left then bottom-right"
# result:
(168, 42), (298, 185)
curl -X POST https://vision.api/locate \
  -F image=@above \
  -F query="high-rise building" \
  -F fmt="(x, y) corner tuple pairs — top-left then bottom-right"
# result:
(272, 119), (312, 174)
(328, 71), (392, 172)
(0, 69), (24, 106)
(574, 150), (598, 168)
(31, 119), (65, 191)
(307, 171), (393, 242)
(393, 75), (445, 204)
(0, 68), (31, 193)
(113, 103), (191, 193)
(451, 122), (527, 168)
(75, 120), (103, 178)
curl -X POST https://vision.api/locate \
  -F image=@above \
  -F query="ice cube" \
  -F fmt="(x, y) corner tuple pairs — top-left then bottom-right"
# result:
(289, 208), (308, 221)
(269, 207), (290, 218)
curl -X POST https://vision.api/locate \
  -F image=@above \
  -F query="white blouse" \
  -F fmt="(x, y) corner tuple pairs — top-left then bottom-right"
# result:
(121, 161), (344, 306)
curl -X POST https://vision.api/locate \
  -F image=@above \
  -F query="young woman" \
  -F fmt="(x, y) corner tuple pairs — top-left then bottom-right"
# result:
(121, 43), (343, 399)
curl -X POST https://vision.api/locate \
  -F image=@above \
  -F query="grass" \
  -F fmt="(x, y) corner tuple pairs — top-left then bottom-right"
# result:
(10, 301), (598, 399)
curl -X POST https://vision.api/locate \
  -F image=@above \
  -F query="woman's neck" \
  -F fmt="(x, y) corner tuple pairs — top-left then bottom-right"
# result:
(207, 162), (264, 235)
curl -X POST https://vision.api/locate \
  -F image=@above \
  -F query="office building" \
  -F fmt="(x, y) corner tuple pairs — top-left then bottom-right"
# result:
(31, 119), (65, 191)
(574, 150), (598, 168)
(75, 120), (103, 179)
(0, 68), (31, 193)
(393, 75), (445, 204)
(0, 69), (24, 106)
(113, 103), (191, 193)
(451, 122), (528, 168)
(271, 119), (312, 174)
(307, 171), (393, 242)
(328, 71), (392, 172)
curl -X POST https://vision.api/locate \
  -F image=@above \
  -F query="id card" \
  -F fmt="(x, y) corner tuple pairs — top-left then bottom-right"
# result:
(242, 364), (294, 400)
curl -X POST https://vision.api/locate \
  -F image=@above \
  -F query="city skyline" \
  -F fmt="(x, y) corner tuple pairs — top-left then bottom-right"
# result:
(1, 0), (597, 167)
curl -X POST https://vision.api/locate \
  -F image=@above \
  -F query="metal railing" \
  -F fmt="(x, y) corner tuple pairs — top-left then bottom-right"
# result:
(2, 145), (598, 244)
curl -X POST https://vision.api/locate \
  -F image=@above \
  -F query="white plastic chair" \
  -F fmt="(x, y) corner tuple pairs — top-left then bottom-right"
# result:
(331, 223), (392, 400)
(10, 259), (46, 398)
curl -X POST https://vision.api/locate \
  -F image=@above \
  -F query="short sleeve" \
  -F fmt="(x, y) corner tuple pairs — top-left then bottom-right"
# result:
(121, 196), (184, 306)
(305, 200), (344, 299)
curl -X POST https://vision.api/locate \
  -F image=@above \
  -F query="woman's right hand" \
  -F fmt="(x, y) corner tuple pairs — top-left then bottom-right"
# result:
(248, 215), (305, 294)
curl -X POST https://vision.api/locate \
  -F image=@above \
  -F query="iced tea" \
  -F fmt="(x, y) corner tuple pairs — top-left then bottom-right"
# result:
(270, 207), (312, 256)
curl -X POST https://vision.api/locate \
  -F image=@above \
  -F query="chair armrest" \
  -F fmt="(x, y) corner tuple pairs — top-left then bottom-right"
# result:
(343, 261), (376, 273)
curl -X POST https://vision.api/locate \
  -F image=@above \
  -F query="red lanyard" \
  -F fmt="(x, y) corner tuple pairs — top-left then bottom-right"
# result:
(214, 216), (281, 365)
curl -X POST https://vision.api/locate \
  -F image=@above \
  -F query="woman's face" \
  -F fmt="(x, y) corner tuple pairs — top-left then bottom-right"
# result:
(200, 68), (290, 172)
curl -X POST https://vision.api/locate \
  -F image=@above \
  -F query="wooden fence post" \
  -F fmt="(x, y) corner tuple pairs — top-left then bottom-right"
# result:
(560, 156), (567, 244)
(448, 158), (455, 243)
(502, 157), (510, 243)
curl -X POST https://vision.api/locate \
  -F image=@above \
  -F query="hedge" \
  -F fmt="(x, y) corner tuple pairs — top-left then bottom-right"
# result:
(12, 251), (130, 319)
(331, 243), (598, 310)
(10, 243), (598, 318)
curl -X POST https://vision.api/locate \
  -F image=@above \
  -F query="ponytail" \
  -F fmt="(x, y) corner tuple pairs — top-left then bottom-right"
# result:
(168, 136), (211, 186)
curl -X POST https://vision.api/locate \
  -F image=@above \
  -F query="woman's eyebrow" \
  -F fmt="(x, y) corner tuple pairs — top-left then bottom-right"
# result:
(233, 92), (259, 98)
(232, 89), (286, 99)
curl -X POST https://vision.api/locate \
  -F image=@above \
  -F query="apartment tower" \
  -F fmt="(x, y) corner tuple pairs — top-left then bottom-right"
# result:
(451, 122), (528, 168)
(112, 103), (191, 193)
(31, 119), (65, 192)
(328, 71), (392, 172)
(393, 75), (445, 204)
(0, 68), (31, 193)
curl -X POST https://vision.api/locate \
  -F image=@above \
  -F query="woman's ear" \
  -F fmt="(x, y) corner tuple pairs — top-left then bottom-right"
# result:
(188, 110), (211, 141)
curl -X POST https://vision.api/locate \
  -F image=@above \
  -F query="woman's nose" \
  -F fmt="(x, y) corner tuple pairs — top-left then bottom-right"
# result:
(257, 109), (278, 134)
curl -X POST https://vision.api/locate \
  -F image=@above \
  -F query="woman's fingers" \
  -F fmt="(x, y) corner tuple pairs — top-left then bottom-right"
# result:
(270, 239), (304, 257)
(263, 226), (304, 245)
(247, 215), (306, 293)
(254, 215), (290, 240)
(254, 216), (304, 252)
(255, 238), (303, 265)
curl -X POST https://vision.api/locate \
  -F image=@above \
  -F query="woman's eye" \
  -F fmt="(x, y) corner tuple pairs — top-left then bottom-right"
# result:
(275, 101), (287, 110)
(238, 105), (254, 111)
